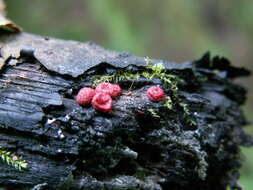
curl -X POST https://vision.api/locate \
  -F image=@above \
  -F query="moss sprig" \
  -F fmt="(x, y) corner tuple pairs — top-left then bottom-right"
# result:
(179, 102), (197, 126)
(148, 109), (160, 118)
(0, 147), (28, 171)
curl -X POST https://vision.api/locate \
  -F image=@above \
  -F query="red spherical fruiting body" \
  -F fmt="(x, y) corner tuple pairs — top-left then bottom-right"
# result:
(95, 82), (121, 98)
(92, 92), (113, 112)
(146, 86), (165, 101)
(110, 84), (122, 98)
(76, 87), (95, 106)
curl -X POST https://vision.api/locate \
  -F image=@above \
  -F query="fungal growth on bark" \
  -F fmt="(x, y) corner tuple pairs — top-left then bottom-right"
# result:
(0, 31), (252, 190)
(146, 86), (165, 101)
(76, 87), (96, 107)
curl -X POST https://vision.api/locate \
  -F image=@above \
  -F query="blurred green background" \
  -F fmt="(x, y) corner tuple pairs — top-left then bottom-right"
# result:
(4, 0), (253, 189)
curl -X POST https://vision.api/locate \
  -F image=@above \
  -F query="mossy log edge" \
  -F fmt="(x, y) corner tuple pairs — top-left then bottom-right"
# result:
(0, 32), (252, 190)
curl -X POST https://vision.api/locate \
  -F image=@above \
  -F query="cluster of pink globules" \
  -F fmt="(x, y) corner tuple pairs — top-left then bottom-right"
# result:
(76, 82), (121, 112)
(76, 82), (165, 113)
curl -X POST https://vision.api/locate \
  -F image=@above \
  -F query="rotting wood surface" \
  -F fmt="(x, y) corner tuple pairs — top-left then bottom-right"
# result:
(0, 32), (252, 190)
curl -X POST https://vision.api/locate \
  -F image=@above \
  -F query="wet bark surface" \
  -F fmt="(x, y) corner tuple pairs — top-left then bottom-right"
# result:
(0, 32), (252, 190)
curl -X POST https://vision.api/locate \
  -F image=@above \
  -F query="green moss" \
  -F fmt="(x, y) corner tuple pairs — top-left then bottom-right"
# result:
(92, 70), (140, 88)
(163, 96), (173, 110)
(179, 102), (197, 126)
(148, 109), (160, 118)
(0, 147), (28, 171)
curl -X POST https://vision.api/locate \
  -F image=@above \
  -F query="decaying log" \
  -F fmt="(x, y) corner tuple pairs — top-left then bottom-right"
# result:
(0, 32), (252, 190)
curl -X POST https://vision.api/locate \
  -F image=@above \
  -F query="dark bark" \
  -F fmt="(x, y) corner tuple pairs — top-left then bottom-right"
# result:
(0, 32), (252, 190)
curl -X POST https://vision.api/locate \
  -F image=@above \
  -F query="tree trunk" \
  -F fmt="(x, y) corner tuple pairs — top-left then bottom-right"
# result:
(0, 32), (252, 190)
